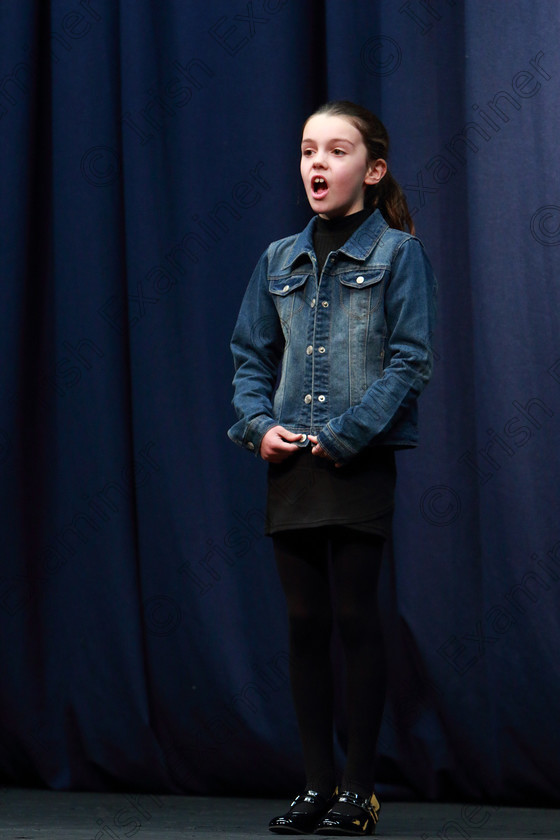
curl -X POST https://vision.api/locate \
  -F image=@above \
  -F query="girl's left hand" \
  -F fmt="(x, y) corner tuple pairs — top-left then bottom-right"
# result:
(308, 435), (342, 468)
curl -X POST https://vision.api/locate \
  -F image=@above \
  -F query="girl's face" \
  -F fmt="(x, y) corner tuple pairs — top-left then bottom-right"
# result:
(300, 114), (386, 219)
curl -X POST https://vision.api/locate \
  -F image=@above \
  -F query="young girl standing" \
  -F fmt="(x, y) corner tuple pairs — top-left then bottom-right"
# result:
(228, 101), (436, 836)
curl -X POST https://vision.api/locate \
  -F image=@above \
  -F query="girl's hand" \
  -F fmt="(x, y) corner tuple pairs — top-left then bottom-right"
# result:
(260, 426), (305, 463)
(308, 435), (342, 468)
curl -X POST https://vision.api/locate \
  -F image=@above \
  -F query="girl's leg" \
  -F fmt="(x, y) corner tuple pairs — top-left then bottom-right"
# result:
(272, 527), (336, 798)
(330, 527), (386, 797)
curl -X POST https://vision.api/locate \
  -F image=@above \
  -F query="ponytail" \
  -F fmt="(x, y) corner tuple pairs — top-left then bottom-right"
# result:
(367, 170), (415, 235)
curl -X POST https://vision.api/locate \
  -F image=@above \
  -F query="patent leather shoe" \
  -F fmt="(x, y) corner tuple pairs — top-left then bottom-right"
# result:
(314, 790), (380, 835)
(269, 789), (337, 834)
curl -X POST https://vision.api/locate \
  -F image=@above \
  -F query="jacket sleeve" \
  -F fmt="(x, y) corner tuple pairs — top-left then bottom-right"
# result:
(227, 247), (285, 455)
(317, 236), (437, 463)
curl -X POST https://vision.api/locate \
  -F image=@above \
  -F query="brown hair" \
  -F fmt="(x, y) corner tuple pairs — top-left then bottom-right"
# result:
(304, 100), (415, 234)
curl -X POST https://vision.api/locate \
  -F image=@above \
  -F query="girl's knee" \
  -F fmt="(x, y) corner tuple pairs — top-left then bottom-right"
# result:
(288, 606), (332, 649)
(336, 607), (383, 652)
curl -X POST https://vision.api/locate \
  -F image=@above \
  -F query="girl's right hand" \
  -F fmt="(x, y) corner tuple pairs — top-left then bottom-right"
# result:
(260, 426), (304, 463)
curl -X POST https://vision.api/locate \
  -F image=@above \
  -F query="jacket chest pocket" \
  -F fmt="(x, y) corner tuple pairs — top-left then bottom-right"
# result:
(338, 267), (387, 316)
(269, 274), (310, 318)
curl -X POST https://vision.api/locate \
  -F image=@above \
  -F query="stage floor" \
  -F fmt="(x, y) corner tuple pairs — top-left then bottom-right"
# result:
(0, 788), (559, 839)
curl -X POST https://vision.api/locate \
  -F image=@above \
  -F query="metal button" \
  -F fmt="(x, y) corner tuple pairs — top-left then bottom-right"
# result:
(304, 394), (312, 404)
(282, 284), (290, 292)
(318, 346), (325, 354)
(310, 298), (316, 308)
(356, 276), (364, 284)
(247, 441), (255, 450)
(306, 345), (313, 355)
(322, 301), (329, 307)
(318, 395), (326, 402)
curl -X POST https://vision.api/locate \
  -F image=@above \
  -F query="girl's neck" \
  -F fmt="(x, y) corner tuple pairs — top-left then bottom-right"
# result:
(316, 207), (372, 231)
(312, 208), (373, 274)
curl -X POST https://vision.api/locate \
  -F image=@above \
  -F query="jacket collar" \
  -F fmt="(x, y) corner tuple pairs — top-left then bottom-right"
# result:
(281, 208), (389, 269)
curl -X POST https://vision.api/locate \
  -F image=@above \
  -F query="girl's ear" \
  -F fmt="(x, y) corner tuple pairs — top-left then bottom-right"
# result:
(364, 158), (387, 185)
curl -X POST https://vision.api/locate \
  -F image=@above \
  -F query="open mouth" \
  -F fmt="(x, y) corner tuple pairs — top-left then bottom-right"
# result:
(311, 176), (328, 198)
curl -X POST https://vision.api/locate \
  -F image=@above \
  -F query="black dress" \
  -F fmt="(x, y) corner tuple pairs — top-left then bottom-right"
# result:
(265, 209), (397, 538)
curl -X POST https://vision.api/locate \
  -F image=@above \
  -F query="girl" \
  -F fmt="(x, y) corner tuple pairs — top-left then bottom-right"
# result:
(228, 101), (436, 835)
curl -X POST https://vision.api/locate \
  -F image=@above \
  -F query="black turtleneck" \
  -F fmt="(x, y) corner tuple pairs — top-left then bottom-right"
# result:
(313, 207), (373, 275)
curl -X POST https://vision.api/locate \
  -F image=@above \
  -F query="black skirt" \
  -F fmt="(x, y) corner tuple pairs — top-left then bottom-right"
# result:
(265, 444), (397, 537)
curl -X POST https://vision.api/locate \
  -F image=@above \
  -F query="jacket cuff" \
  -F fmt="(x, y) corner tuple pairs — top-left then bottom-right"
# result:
(227, 415), (278, 456)
(317, 424), (358, 465)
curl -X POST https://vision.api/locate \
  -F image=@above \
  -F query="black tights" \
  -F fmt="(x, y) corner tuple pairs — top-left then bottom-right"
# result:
(272, 526), (386, 798)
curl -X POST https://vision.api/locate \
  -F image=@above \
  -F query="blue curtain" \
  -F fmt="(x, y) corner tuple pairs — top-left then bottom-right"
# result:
(1, 0), (559, 801)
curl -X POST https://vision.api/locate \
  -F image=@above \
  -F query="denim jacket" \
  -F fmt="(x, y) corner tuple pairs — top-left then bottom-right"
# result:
(228, 209), (437, 464)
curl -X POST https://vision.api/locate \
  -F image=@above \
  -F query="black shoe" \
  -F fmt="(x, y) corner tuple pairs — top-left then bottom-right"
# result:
(269, 789), (337, 834)
(314, 790), (380, 835)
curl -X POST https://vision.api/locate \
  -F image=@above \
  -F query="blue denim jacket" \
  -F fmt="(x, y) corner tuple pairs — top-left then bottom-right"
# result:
(228, 209), (437, 464)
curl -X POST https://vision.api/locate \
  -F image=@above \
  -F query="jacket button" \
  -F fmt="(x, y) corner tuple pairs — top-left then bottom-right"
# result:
(321, 301), (329, 307)
(247, 441), (255, 450)
(318, 395), (326, 402)
(282, 284), (290, 292)
(306, 345), (313, 355)
(318, 346), (325, 354)
(310, 298), (316, 308)
(356, 276), (364, 284)
(304, 394), (312, 404)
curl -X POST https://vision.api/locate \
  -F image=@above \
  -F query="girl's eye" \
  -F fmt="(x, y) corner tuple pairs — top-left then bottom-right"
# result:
(302, 149), (314, 156)
(333, 149), (345, 156)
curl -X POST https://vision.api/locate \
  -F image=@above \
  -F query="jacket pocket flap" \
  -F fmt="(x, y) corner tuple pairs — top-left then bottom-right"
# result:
(269, 274), (309, 296)
(338, 267), (389, 289)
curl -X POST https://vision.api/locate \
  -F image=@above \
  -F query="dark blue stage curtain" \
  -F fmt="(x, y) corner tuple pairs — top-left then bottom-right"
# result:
(1, 0), (559, 802)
